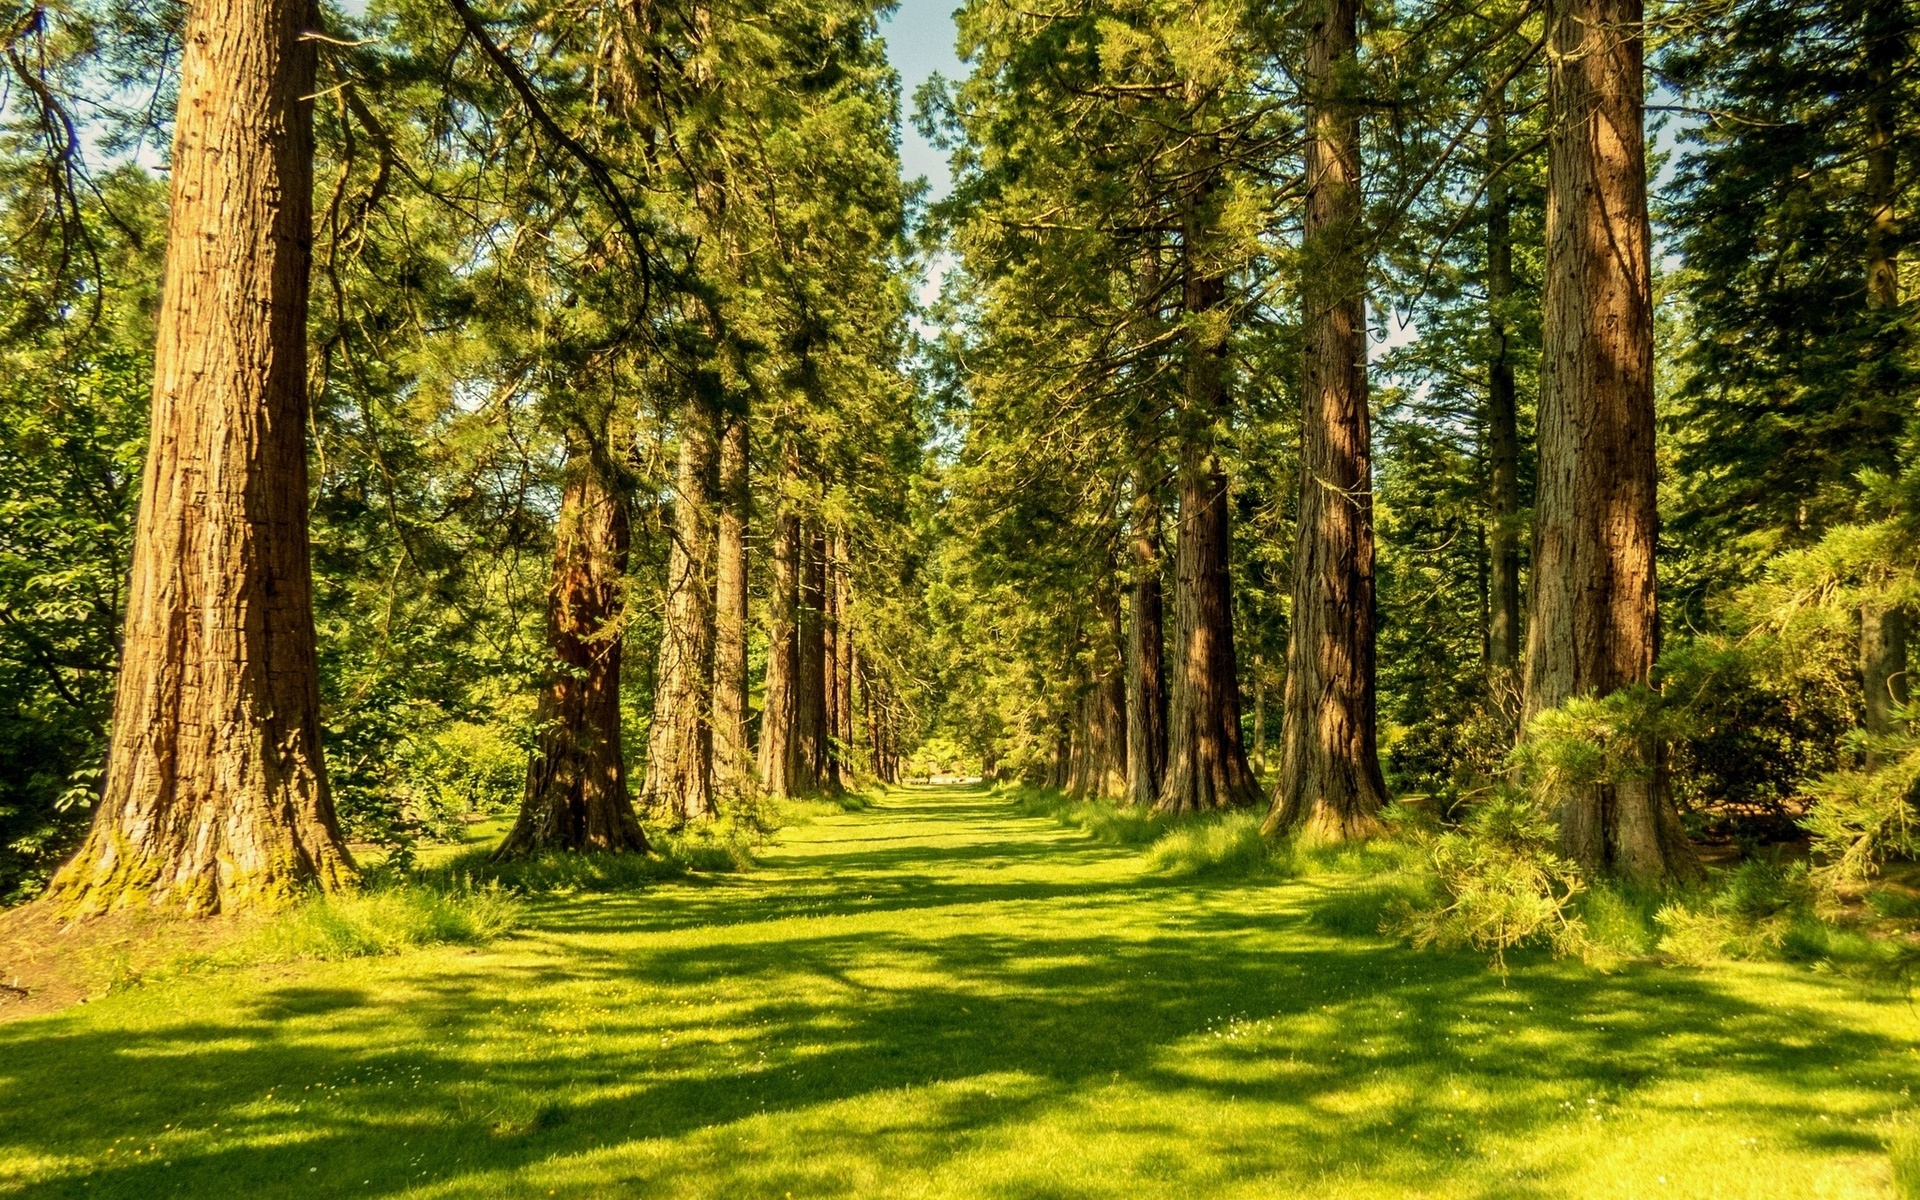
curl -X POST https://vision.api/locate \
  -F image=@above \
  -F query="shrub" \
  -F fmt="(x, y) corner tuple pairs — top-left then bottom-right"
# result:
(1393, 789), (1591, 971)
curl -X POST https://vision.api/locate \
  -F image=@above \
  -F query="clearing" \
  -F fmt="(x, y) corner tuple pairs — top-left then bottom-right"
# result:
(1, 784), (1914, 1198)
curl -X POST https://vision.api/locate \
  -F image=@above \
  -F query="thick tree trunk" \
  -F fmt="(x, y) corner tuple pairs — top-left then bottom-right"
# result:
(756, 499), (800, 797)
(711, 411), (752, 794)
(1524, 0), (1695, 882)
(1270, 0), (1388, 841)
(643, 402), (717, 823)
(51, 0), (354, 914)
(1127, 482), (1168, 807)
(1486, 92), (1523, 675)
(792, 528), (832, 793)
(1159, 251), (1260, 813)
(499, 443), (649, 856)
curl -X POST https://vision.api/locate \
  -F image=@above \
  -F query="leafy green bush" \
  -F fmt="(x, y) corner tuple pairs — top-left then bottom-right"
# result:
(396, 721), (528, 841)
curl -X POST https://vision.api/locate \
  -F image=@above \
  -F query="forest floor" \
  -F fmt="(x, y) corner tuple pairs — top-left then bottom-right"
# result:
(2, 783), (1917, 1198)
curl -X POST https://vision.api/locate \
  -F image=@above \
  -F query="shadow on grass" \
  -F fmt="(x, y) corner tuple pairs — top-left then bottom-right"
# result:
(0, 784), (1912, 1199)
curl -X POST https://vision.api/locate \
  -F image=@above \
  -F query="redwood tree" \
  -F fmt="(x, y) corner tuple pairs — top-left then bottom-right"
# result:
(643, 400), (718, 823)
(1523, 0), (1694, 880)
(1158, 240), (1261, 814)
(1126, 482), (1168, 807)
(498, 442), (649, 856)
(1269, 0), (1388, 842)
(50, 0), (356, 913)
(711, 410), (752, 792)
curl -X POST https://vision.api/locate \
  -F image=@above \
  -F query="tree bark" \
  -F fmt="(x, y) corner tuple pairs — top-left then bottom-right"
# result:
(1158, 244), (1261, 813)
(832, 531), (856, 782)
(1127, 481), (1168, 807)
(711, 411), (752, 795)
(1486, 90), (1523, 675)
(1524, 0), (1695, 881)
(51, 0), (355, 914)
(1270, 0), (1388, 841)
(643, 401), (717, 824)
(756, 494), (800, 797)
(792, 527), (831, 793)
(499, 442), (649, 857)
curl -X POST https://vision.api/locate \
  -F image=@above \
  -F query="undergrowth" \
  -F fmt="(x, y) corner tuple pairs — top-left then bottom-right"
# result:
(212, 877), (525, 966)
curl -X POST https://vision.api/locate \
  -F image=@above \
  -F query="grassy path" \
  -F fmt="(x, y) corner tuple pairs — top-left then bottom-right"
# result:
(3, 784), (1917, 1198)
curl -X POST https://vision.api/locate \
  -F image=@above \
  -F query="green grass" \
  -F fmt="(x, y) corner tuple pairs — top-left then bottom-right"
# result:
(3, 783), (1917, 1198)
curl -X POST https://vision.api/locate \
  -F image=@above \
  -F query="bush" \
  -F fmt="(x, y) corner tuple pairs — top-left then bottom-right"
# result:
(1393, 790), (1591, 971)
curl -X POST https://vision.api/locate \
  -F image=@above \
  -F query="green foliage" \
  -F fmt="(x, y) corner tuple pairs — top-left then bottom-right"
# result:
(1143, 811), (1289, 880)
(1894, 1120), (1920, 1200)
(215, 878), (525, 966)
(1393, 790), (1590, 970)
(1801, 711), (1920, 891)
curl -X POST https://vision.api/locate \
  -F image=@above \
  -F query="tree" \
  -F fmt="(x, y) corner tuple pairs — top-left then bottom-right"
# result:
(1523, 0), (1694, 880)
(51, 0), (357, 913)
(1269, 0), (1387, 839)
(498, 438), (650, 855)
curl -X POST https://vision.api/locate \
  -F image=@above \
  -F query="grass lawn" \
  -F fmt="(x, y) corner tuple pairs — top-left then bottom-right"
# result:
(2, 783), (1916, 1198)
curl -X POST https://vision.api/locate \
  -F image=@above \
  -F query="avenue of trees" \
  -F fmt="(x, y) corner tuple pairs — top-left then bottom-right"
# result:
(0, 0), (1913, 915)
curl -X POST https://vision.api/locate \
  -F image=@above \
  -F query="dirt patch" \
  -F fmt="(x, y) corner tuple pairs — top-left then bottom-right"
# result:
(0, 902), (254, 1023)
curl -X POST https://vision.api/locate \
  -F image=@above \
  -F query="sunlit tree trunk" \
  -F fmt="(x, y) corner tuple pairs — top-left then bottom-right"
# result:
(832, 531), (856, 781)
(1270, 0), (1387, 842)
(792, 527), (831, 793)
(499, 441), (649, 856)
(643, 402), (717, 823)
(1159, 233), (1261, 814)
(1524, 0), (1695, 881)
(1127, 481), (1168, 807)
(756, 479), (800, 797)
(711, 411), (752, 794)
(51, 0), (355, 913)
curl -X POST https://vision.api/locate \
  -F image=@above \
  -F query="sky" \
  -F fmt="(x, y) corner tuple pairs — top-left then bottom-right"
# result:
(879, 0), (966, 200)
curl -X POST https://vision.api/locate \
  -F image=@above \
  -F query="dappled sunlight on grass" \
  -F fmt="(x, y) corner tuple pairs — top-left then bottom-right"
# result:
(1, 783), (1915, 1197)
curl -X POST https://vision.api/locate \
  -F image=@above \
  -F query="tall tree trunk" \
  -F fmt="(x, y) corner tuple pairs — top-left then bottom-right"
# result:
(499, 442), (649, 856)
(1090, 588), (1129, 799)
(1524, 0), (1695, 881)
(1486, 90), (1523, 675)
(643, 403), (717, 823)
(1127, 481), (1168, 807)
(791, 527), (831, 793)
(756, 494), (800, 797)
(51, 0), (354, 913)
(833, 531), (856, 779)
(711, 411), (752, 794)
(1861, 0), (1907, 743)
(1270, 0), (1388, 841)
(1158, 248), (1261, 814)
(822, 531), (847, 790)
